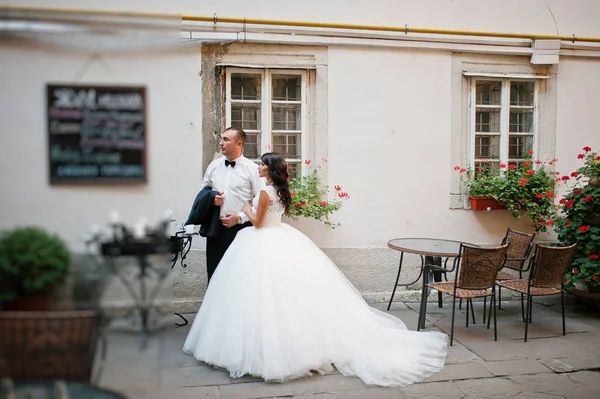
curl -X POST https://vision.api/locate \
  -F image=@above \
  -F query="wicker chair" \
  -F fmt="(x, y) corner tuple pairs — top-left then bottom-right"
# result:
(496, 228), (536, 310)
(0, 310), (103, 383)
(419, 244), (509, 346)
(496, 243), (576, 342)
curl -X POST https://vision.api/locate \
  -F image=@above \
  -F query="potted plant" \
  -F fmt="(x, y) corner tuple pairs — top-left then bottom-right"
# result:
(0, 226), (70, 310)
(287, 158), (350, 229)
(553, 146), (600, 296)
(454, 153), (559, 232)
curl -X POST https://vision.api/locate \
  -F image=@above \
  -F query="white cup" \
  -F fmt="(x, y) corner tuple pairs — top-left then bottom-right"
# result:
(184, 224), (195, 234)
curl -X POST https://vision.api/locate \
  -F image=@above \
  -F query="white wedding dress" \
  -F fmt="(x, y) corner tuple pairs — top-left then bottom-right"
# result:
(183, 185), (447, 387)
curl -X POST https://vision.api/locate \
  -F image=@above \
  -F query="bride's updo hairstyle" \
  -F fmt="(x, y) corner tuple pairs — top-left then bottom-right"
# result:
(260, 152), (292, 214)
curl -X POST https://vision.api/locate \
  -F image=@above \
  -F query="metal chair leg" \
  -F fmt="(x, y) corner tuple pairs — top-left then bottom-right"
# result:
(459, 298), (462, 310)
(466, 297), (469, 328)
(450, 295), (457, 346)
(498, 285), (503, 309)
(561, 288), (566, 336)
(487, 293), (493, 330)
(493, 289), (498, 341)
(524, 294), (532, 342)
(483, 296), (487, 324)
(470, 299), (476, 324)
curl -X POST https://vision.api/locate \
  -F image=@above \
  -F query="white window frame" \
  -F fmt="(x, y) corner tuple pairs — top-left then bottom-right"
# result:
(225, 67), (309, 174)
(468, 77), (540, 169)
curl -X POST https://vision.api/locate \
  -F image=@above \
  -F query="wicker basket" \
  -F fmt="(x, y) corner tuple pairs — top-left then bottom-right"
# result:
(0, 310), (101, 383)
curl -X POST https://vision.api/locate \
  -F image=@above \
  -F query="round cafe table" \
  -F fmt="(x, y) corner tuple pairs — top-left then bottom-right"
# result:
(386, 238), (477, 329)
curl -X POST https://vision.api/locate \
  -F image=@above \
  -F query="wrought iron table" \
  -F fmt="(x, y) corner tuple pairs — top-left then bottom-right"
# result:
(386, 238), (476, 329)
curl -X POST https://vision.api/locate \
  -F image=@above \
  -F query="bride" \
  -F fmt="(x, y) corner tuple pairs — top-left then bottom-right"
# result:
(183, 152), (447, 387)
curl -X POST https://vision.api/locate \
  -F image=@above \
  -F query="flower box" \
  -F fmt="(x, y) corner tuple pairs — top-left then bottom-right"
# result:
(469, 196), (507, 211)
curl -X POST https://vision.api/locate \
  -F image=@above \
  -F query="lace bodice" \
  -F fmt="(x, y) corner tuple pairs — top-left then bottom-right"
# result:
(252, 185), (285, 228)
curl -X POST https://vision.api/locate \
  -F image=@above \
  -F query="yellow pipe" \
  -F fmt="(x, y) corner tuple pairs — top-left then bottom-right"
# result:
(2, 4), (600, 44)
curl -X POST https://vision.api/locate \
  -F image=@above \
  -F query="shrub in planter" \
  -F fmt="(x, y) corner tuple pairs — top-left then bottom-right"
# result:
(0, 226), (70, 308)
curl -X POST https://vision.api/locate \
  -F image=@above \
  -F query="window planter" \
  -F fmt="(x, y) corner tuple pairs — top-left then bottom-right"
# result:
(469, 195), (507, 211)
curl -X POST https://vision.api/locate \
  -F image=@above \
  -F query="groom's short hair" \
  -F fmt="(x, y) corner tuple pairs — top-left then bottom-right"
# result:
(224, 127), (246, 145)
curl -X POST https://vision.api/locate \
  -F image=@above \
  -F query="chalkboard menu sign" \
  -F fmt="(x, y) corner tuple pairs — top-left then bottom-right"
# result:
(47, 84), (147, 184)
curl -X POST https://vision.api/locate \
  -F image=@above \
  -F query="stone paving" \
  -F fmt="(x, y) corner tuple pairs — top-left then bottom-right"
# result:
(98, 295), (600, 399)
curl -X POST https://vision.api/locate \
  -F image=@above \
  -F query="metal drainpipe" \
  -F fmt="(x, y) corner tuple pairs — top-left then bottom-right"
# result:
(2, 4), (600, 44)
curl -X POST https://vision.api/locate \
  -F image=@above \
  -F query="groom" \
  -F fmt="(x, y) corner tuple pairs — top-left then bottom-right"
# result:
(201, 127), (265, 282)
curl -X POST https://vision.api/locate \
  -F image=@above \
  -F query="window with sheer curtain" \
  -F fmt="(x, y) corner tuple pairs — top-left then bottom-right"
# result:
(225, 68), (307, 178)
(470, 79), (538, 172)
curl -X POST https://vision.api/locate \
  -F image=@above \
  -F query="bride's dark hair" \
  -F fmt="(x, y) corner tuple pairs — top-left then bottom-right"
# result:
(261, 152), (292, 213)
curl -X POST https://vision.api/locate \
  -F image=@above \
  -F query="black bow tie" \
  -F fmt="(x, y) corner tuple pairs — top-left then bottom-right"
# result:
(225, 160), (236, 168)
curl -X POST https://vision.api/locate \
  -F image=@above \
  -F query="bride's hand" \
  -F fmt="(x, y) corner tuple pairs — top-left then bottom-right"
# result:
(242, 204), (252, 214)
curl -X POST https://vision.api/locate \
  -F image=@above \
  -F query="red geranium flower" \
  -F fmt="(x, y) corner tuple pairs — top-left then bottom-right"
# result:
(565, 199), (575, 208)
(580, 225), (589, 233)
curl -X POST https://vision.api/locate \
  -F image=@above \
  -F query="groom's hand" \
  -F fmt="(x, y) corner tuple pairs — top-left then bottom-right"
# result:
(213, 192), (224, 206)
(221, 212), (238, 228)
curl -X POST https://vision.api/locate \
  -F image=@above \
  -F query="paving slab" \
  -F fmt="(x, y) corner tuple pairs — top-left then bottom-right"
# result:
(454, 377), (523, 398)
(508, 373), (579, 396)
(399, 381), (465, 399)
(481, 359), (553, 377)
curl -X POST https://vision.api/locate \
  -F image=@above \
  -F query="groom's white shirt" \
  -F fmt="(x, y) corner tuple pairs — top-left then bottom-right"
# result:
(202, 155), (265, 223)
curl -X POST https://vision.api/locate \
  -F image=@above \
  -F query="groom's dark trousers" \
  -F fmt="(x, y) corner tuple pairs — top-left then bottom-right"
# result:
(206, 221), (252, 282)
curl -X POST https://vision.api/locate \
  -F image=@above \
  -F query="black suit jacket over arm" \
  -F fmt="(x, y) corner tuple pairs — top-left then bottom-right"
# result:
(185, 186), (220, 238)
